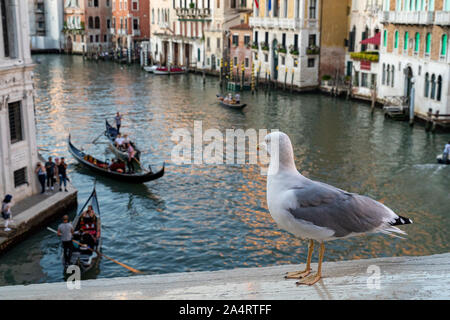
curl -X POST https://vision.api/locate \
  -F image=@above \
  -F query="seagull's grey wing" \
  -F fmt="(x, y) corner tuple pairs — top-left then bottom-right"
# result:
(286, 180), (398, 238)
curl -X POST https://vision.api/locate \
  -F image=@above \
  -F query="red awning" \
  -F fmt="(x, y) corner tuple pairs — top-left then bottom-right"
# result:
(360, 32), (381, 45)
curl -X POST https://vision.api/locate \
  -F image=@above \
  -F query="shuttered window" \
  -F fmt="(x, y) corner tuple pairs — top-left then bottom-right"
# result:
(8, 101), (23, 144)
(14, 167), (27, 188)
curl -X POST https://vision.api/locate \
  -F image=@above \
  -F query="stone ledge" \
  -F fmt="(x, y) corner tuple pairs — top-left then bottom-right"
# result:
(0, 253), (448, 300)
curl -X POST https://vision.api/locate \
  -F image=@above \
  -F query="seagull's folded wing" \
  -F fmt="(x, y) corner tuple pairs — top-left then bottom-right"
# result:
(285, 180), (403, 238)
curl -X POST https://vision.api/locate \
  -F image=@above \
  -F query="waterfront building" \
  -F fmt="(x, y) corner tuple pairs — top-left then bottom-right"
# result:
(111, 0), (150, 59)
(249, 0), (322, 90)
(345, 0), (383, 100)
(229, 22), (253, 79)
(1, 0), (40, 201)
(84, 0), (113, 55)
(378, 0), (450, 117)
(63, 0), (87, 54)
(28, 0), (64, 52)
(319, 0), (350, 80)
(149, 0), (176, 66)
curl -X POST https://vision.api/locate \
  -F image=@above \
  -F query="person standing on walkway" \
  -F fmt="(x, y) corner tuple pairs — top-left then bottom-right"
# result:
(58, 157), (68, 192)
(45, 156), (56, 192)
(115, 112), (123, 133)
(1, 195), (13, 232)
(443, 141), (450, 163)
(54, 157), (60, 187)
(57, 215), (74, 267)
(35, 162), (46, 194)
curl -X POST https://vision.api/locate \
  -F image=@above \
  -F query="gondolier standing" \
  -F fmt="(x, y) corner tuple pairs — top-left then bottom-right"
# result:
(115, 112), (123, 133)
(127, 143), (136, 173)
(57, 215), (74, 267)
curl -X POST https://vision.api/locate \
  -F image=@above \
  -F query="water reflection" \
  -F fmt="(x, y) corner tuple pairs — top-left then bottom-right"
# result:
(0, 54), (449, 286)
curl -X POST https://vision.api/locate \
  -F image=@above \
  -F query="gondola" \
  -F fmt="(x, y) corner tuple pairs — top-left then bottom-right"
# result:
(105, 119), (141, 172)
(153, 66), (186, 75)
(68, 135), (165, 183)
(437, 154), (449, 164)
(216, 94), (247, 109)
(65, 185), (102, 273)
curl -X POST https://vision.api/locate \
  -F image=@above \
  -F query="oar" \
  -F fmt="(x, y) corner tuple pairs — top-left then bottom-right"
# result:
(92, 131), (105, 144)
(47, 227), (142, 274)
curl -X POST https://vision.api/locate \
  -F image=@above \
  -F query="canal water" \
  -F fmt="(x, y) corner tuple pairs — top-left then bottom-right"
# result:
(0, 54), (449, 286)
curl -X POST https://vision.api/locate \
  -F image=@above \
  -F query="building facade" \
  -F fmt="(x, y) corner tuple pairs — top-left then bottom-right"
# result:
(229, 22), (253, 79)
(345, 0), (383, 100)
(63, 0), (86, 54)
(84, 0), (113, 54)
(249, 0), (322, 89)
(378, 0), (450, 117)
(1, 0), (40, 202)
(28, 0), (64, 51)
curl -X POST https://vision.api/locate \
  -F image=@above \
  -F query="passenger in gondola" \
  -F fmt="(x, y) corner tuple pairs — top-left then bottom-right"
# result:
(235, 93), (240, 104)
(114, 133), (125, 150)
(109, 159), (125, 173)
(80, 205), (99, 246)
(126, 143), (136, 173)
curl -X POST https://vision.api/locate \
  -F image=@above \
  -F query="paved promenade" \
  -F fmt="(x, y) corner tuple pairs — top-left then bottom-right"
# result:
(0, 253), (448, 299)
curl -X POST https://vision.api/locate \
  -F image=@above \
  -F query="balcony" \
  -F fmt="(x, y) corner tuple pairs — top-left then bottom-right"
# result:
(379, 10), (434, 25)
(109, 28), (115, 34)
(132, 29), (140, 36)
(249, 17), (303, 30)
(435, 11), (450, 25)
(306, 45), (320, 55)
(350, 51), (379, 63)
(176, 7), (211, 19)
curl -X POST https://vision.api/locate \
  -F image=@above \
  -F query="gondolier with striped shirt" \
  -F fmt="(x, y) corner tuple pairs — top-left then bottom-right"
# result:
(115, 112), (123, 133)
(57, 215), (74, 267)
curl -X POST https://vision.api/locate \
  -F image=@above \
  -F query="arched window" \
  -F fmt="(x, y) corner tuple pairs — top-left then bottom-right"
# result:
(404, 31), (409, 51)
(415, 32), (420, 53)
(437, 76), (442, 101)
(394, 30), (399, 49)
(382, 63), (386, 85)
(430, 74), (436, 99)
(424, 73), (429, 97)
(426, 33), (432, 55)
(88, 16), (93, 29)
(387, 65), (390, 85)
(95, 16), (100, 29)
(391, 65), (395, 87)
(441, 34), (448, 57)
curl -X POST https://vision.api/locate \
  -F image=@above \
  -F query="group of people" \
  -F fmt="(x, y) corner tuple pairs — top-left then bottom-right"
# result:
(36, 156), (69, 194)
(57, 205), (100, 267)
(113, 113), (138, 174)
(222, 93), (240, 104)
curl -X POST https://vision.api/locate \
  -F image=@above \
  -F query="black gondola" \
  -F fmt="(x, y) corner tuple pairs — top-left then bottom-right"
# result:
(437, 154), (449, 164)
(216, 94), (247, 109)
(66, 185), (102, 273)
(68, 135), (165, 183)
(105, 120), (141, 171)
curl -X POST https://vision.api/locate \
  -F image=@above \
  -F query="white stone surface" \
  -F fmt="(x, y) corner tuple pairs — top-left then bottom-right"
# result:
(0, 253), (449, 300)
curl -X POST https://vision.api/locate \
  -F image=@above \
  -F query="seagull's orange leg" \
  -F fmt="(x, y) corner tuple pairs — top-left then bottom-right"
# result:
(296, 242), (325, 286)
(285, 240), (314, 279)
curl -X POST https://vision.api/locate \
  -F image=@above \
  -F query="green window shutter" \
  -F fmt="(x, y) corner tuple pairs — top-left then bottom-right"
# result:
(395, 31), (399, 48)
(404, 32), (408, 51)
(442, 34), (448, 56)
(384, 30), (387, 47)
(426, 33), (431, 54)
(415, 33), (420, 52)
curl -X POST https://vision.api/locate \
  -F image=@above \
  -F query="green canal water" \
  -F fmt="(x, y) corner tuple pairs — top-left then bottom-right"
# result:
(0, 54), (449, 286)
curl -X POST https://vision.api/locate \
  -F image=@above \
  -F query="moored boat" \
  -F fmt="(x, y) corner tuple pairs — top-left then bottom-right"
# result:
(153, 66), (186, 75)
(68, 135), (165, 183)
(65, 185), (102, 273)
(143, 65), (158, 73)
(437, 154), (449, 164)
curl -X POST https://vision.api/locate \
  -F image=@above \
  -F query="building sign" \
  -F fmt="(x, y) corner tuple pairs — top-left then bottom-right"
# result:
(361, 60), (371, 71)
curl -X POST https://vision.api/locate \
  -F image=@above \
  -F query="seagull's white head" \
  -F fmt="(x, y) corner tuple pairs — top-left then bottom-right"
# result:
(262, 131), (297, 174)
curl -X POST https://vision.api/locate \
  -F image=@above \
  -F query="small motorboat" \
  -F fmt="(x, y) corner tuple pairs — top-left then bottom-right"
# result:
(154, 66), (186, 75)
(143, 65), (158, 73)
(437, 154), (449, 164)
(216, 94), (247, 109)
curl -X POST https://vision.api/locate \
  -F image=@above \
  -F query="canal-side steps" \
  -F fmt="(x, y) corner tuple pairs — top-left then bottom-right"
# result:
(0, 183), (77, 253)
(0, 253), (448, 299)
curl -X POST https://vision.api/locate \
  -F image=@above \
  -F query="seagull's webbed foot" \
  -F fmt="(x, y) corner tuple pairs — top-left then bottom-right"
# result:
(285, 268), (312, 279)
(295, 273), (322, 286)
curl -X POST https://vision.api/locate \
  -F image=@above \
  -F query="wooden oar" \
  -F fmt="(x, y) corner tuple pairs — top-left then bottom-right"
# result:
(92, 131), (105, 144)
(47, 227), (142, 274)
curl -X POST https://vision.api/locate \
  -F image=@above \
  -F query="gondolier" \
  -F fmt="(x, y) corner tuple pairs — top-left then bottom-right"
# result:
(57, 215), (74, 267)
(115, 112), (122, 133)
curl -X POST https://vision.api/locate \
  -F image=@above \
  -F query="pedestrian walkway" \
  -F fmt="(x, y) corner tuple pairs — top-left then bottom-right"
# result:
(0, 184), (77, 252)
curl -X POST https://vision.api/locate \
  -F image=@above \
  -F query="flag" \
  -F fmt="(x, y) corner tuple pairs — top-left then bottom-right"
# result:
(254, 0), (259, 9)
(268, 0), (271, 11)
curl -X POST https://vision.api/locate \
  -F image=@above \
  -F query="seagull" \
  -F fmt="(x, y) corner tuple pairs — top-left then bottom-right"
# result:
(260, 132), (413, 286)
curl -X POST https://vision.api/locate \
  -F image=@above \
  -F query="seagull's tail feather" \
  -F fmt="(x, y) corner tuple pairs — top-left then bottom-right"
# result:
(378, 226), (407, 239)
(389, 215), (413, 226)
